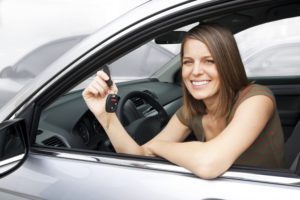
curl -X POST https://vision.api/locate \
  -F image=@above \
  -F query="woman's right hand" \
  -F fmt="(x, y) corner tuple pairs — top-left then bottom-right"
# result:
(82, 70), (118, 119)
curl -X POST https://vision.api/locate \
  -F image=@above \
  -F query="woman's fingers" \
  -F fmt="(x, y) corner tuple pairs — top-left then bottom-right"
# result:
(83, 81), (104, 98)
(83, 70), (118, 100)
(95, 75), (109, 91)
(92, 78), (109, 97)
(111, 82), (118, 94)
(82, 84), (98, 99)
(83, 82), (99, 97)
(97, 70), (118, 94)
(97, 70), (110, 82)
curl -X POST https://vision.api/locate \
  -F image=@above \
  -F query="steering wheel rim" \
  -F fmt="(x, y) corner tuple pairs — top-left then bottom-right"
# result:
(117, 91), (168, 125)
(116, 90), (169, 144)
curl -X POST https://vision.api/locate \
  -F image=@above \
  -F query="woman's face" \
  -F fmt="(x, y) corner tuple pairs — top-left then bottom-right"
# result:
(182, 38), (220, 102)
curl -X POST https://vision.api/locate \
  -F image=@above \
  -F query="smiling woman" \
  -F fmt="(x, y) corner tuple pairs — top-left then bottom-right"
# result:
(82, 24), (284, 179)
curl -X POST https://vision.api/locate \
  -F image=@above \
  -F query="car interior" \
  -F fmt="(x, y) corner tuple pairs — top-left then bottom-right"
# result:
(33, 0), (300, 177)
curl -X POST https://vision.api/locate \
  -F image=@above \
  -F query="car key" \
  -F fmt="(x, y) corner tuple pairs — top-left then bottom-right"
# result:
(102, 66), (120, 113)
(103, 65), (113, 87)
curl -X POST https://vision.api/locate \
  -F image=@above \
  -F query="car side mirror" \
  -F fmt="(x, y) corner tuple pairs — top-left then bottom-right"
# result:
(154, 31), (186, 44)
(0, 119), (27, 177)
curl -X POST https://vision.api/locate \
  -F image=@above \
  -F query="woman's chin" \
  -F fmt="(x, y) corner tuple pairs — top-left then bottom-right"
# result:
(190, 93), (206, 100)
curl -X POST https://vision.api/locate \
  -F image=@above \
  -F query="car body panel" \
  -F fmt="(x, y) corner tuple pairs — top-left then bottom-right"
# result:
(1, 151), (300, 200)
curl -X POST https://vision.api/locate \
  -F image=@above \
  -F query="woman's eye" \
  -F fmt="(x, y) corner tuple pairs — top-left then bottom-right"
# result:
(205, 59), (214, 64)
(183, 60), (192, 65)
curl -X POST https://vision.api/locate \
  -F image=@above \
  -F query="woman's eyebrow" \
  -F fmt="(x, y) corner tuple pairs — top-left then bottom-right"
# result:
(182, 56), (193, 60)
(183, 55), (212, 59)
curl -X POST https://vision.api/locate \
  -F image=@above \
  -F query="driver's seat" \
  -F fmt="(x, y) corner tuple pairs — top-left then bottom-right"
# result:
(285, 120), (300, 171)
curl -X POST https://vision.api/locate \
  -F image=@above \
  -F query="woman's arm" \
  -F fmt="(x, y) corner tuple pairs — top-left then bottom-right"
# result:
(142, 114), (191, 155)
(147, 95), (274, 179)
(101, 113), (191, 156)
(82, 71), (143, 154)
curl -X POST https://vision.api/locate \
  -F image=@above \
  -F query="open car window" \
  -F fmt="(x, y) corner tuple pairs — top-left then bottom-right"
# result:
(37, 38), (182, 150)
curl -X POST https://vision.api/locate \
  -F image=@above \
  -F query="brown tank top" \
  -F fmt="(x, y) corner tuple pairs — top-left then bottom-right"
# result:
(176, 84), (285, 168)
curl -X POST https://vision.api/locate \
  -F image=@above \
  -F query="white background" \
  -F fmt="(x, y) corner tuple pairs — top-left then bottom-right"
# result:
(0, 0), (146, 71)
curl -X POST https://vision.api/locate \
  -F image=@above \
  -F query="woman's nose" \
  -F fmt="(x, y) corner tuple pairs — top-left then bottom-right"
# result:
(192, 62), (204, 75)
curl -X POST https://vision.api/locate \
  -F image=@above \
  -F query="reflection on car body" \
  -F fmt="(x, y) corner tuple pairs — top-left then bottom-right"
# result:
(0, 0), (300, 199)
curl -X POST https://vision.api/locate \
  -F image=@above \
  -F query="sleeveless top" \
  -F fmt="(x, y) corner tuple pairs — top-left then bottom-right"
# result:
(176, 84), (285, 168)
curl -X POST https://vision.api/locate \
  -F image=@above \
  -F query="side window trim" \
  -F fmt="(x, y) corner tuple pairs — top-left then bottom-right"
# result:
(31, 147), (300, 187)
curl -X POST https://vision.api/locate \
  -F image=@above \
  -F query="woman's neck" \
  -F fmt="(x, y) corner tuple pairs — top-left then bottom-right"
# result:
(203, 96), (220, 118)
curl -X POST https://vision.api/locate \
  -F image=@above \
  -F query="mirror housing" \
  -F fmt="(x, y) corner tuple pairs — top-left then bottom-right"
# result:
(0, 119), (27, 177)
(154, 31), (186, 44)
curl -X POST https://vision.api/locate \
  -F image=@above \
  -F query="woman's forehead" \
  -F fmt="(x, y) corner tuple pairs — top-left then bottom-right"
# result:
(183, 39), (212, 58)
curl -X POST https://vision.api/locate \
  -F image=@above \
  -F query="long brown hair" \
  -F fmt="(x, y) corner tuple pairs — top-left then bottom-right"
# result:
(181, 24), (249, 121)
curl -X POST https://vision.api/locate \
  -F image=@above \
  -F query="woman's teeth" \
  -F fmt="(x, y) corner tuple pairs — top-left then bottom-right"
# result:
(192, 80), (209, 86)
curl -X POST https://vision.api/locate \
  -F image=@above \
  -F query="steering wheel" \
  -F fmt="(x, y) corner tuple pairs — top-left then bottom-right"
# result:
(116, 91), (169, 145)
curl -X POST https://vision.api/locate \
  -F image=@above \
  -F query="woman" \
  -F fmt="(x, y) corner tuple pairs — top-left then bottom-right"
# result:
(82, 24), (284, 179)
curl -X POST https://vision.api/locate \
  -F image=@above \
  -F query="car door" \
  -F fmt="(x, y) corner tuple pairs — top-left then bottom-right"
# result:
(0, 0), (300, 199)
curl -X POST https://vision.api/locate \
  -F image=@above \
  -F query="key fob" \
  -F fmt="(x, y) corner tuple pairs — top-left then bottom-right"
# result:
(105, 94), (120, 113)
(102, 66), (120, 113)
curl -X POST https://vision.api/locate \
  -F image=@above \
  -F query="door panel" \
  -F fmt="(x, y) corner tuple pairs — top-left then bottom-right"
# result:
(0, 153), (300, 200)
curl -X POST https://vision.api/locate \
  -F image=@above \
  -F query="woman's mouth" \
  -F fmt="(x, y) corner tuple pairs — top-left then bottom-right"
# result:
(191, 80), (210, 86)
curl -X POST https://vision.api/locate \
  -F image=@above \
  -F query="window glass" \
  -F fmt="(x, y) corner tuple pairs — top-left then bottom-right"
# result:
(235, 17), (300, 77)
(109, 41), (175, 82)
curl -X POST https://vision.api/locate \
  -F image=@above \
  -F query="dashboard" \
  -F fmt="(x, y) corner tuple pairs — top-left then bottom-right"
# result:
(36, 78), (183, 152)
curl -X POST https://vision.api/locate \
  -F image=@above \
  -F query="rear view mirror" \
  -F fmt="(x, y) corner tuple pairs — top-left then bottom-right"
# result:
(154, 31), (186, 44)
(0, 119), (27, 177)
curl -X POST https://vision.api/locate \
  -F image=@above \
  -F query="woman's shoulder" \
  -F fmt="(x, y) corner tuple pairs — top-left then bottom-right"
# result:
(249, 83), (272, 92)
(241, 83), (272, 93)
(240, 83), (273, 97)
(237, 83), (275, 105)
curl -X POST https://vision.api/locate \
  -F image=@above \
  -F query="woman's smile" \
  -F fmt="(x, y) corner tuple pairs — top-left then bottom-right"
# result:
(191, 80), (210, 87)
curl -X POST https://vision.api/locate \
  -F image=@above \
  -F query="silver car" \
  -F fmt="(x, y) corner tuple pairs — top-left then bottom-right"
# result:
(0, 0), (300, 199)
